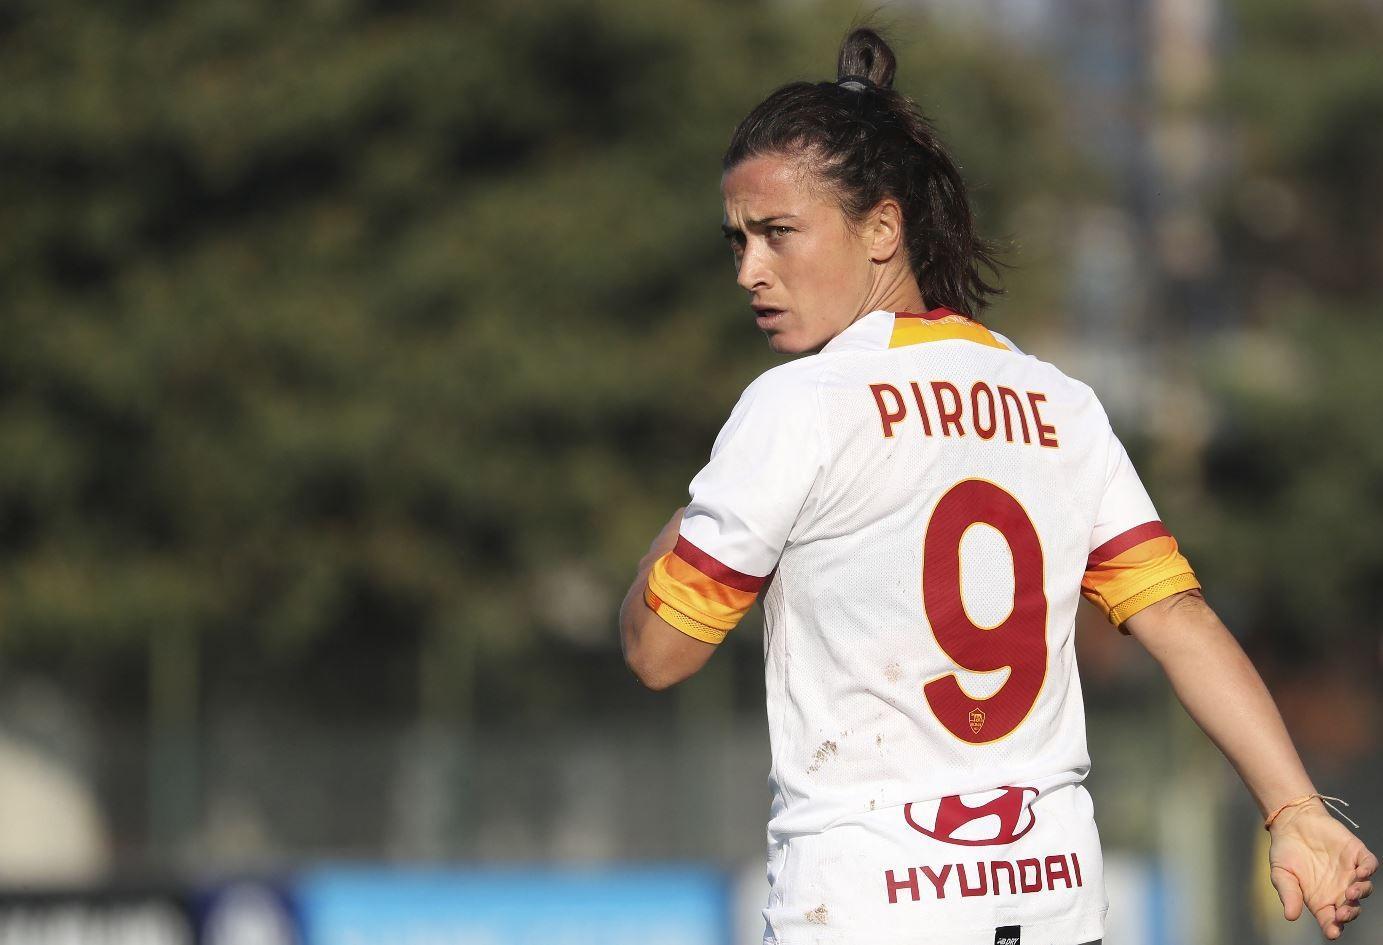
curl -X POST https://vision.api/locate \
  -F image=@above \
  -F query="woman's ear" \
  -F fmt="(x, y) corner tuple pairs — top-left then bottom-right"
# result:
(868, 198), (905, 264)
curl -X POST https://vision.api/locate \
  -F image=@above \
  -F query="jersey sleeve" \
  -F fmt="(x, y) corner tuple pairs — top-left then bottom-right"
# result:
(645, 369), (824, 644)
(1081, 427), (1200, 626)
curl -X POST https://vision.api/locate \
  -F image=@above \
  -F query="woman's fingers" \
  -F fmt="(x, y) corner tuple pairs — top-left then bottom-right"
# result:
(1359, 850), (1380, 879)
(1271, 866), (1305, 921)
(1313, 901), (1341, 939)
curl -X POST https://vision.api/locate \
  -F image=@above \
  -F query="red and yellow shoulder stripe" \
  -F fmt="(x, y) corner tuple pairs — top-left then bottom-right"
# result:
(890, 309), (1008, 351)
(1081, 521), (1200, 626)
(645, 537), (765, 644)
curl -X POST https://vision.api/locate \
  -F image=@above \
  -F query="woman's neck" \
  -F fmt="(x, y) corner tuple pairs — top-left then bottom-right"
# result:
(860, 265), (926, 319)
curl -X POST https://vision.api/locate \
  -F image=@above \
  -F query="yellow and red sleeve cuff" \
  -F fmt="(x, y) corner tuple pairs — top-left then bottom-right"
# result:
(1081, 521), (1200, 626)
(644, 536), (766, 644)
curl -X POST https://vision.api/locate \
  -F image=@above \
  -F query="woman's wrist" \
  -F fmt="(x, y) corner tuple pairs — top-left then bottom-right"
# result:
(1265, 793), (1327, 832)
(1265, 792), (1362, 836)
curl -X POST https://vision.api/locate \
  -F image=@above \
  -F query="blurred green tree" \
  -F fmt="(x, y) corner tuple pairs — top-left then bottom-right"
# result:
(1190, 0), (1383, 660)
(0, 0), (1079, 732)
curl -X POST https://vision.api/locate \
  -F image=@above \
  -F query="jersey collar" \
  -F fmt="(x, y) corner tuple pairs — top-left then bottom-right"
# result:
(819, 310), (896, 354)
(821, 308), (1006, 354)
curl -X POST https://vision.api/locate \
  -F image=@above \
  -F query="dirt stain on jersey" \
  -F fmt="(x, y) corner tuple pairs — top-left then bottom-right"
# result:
(884, 662), (903, 683)
(805, 904), (829, 925)
(807, 740), (838, 773)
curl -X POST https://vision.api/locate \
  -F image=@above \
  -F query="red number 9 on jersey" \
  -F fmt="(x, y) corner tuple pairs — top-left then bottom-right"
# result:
(922, 479), (1048, 744)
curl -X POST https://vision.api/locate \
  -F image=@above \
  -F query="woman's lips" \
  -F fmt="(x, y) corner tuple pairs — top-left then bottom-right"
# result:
(754, 308), (786, 327)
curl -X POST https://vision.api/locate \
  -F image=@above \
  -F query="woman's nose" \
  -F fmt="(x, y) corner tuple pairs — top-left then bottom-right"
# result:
(736, 242), (771, 292)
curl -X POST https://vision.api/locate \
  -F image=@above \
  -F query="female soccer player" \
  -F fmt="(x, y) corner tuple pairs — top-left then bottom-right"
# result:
(620, 27), (1374, 945)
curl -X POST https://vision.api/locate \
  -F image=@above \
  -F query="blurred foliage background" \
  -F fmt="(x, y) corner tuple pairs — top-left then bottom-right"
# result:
(1, 0), (1086, 727)
(0, 0), (1379, 938)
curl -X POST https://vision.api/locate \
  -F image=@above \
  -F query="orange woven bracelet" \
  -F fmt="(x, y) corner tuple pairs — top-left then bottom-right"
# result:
(1263, 793), (1359, 831)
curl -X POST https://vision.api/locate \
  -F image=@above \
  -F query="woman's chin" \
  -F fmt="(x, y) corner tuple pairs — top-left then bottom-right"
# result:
(764, 331), (817, 355)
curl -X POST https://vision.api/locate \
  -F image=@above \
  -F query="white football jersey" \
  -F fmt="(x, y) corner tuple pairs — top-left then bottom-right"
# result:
(645, 309), (1198, 944)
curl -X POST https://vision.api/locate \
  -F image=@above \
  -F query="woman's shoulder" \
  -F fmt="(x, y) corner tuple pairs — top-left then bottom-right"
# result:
(715, 358), (835, 439)
(976, 330), (1106, 404)
(740, 355), (835, 400)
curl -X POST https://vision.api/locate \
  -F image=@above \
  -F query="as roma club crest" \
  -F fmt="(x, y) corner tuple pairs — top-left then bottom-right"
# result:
(969, 708), (986, 734)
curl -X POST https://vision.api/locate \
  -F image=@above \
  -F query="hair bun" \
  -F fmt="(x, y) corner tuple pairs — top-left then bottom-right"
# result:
(836, 27), (897, 91)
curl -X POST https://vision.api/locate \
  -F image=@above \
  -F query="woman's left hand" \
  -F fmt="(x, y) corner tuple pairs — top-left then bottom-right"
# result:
(1268, 800), (1376, 939)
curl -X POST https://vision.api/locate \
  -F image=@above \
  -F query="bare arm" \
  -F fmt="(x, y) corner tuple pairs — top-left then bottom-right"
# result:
(1124, 589), (1375, 939)
(1124, 589), (1314, 812)
(619, 508), (717, 691)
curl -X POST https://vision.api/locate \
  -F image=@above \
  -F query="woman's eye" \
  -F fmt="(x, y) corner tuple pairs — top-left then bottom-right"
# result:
(768, 226), (792, 238)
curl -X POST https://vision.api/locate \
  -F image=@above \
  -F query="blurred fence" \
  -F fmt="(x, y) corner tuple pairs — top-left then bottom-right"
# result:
(1, 686), (1380, 943)
(0, 703), (773, 871)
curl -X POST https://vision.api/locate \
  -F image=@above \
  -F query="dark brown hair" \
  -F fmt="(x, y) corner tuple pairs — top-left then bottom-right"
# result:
(723, 28), (1002, 316)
